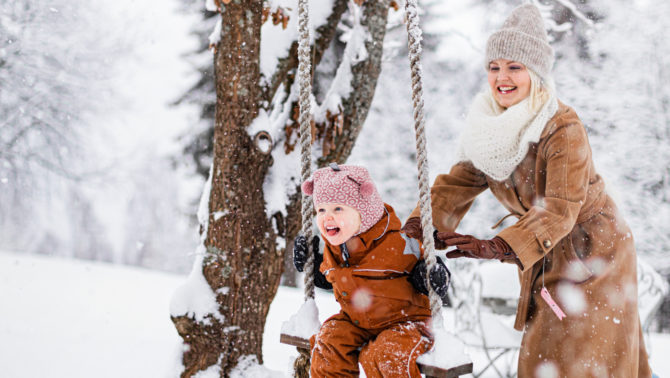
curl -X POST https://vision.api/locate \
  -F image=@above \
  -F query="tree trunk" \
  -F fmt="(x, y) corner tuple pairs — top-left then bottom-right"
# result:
(172, 1), (392, 376)
(173, 1), (281, 376)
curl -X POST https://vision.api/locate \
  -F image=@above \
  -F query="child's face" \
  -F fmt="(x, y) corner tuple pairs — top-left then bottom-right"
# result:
(316, 203), (361, 246)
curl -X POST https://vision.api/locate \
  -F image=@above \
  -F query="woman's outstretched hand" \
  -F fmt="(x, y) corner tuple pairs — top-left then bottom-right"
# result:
(401, 217), (448, 249)
(401, 217), (423, 240)
(438, 232), (516, 261)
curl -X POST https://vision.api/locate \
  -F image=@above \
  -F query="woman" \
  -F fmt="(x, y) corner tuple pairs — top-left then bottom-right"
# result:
(403, 4), (652, 377)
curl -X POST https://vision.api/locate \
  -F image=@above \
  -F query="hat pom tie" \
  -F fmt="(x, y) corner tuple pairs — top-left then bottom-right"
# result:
(360, 181), (375, 197)
(301, 180), (314, 195)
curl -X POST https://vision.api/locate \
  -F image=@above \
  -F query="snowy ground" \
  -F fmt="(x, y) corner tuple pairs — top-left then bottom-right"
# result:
(1, 251), (668, 377)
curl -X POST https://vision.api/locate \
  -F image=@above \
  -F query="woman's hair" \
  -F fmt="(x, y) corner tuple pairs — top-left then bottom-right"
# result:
(485, 68), (555, 115)
(527, 69), (555, 113)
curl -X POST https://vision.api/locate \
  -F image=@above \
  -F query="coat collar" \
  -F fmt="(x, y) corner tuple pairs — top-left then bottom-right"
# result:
(357, 203), (400, 248)
(539, 101), (579, 139)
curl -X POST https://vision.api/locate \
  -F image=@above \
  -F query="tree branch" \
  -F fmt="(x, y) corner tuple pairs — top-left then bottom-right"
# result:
(551, 0), (595, 27)
(320, 0), (391, 165)
(262, 0), (349, 105)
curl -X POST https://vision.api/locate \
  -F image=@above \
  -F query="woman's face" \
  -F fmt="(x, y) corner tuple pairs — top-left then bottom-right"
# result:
(316, 203), (361, 246)
(487, 59), (531, 108)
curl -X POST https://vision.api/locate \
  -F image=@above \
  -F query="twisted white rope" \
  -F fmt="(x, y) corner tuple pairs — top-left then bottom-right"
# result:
(404, 0), (443, 327)
(298, 0), (315, 302)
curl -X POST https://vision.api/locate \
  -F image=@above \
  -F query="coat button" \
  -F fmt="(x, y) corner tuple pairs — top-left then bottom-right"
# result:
(353, 320), (359, 325)
(543, 240), (552, 248)
(342, 291), (348, 297)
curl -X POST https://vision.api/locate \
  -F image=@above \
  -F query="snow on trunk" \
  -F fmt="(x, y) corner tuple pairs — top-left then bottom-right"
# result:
(170, 164), (223, 322)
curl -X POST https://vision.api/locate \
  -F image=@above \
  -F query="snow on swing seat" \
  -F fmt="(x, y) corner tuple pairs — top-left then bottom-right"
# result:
(415, 328), (473, 377)
(280, 300), (473, 377)
(279, 332), (473, 378)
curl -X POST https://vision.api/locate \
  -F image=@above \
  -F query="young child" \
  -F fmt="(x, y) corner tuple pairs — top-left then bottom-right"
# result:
(293, 163), (448, 378)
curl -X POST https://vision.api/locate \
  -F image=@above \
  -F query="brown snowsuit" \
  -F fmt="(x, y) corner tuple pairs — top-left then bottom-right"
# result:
(410, 102), (652, 377)
(310, 204), (433, 377)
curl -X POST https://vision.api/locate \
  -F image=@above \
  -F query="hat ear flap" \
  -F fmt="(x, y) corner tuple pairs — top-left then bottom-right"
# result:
(301, 180), (314, 195)
(360, 181), (375, 197)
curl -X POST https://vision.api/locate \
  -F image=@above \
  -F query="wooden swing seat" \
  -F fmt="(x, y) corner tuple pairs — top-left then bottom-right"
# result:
(280, 333), (473, 378)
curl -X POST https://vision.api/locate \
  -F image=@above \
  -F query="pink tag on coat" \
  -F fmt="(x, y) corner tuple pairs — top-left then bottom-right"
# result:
(541, 287), (567, 320)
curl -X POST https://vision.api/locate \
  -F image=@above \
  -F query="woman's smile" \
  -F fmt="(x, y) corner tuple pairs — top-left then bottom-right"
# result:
(497, 85), (516, 94)
(488, 59), (531, 108)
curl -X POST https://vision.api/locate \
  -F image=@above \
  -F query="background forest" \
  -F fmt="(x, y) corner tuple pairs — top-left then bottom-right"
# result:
(1, 0), (669, 374)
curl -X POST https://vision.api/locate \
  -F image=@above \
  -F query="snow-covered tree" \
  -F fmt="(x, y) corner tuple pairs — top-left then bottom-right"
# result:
(0, 0), (119, 258)
(175, 0), (219, 179)
(169, 0), (395, 375)
(1, 0), (201, 272)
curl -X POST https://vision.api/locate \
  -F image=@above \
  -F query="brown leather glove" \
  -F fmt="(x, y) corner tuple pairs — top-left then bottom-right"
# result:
(439, 232), (516, 261)
(401, 217), (423, 240)
(401, 217), (447, 249)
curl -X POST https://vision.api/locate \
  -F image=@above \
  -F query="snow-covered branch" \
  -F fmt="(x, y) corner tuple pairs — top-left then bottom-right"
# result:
(552, 0), (594, 27)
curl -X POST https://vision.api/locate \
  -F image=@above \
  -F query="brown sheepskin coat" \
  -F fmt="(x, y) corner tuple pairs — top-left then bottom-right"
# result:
(410, 102), (652, 377)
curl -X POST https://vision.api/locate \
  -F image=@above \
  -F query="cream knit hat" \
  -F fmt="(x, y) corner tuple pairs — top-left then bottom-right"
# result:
(485, 4), (554, 79)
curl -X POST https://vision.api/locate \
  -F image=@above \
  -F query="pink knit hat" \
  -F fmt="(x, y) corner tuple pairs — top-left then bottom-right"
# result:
(302, 163), (385, 235)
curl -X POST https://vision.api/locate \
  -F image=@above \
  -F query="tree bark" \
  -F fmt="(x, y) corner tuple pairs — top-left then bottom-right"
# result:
(172, 1), (391, 376)
(173, 2), (279, 376)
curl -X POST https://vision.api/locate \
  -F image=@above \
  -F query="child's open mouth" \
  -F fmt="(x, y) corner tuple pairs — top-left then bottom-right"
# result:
(326, 226), (340, 236)
(498, 85), (517, 94)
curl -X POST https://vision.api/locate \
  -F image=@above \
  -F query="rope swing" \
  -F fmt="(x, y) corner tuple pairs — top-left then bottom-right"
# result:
(281, 1), (473, 376)
(403, 0), (443, 326)
(297, 0), (315, 306)
(289, 0), (316, 376)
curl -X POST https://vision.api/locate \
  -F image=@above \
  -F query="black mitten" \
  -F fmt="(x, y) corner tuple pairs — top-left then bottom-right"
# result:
(409, 259), (429, 295)
(295, 235), (332, 289)
(429, 257), (451, 298)
(311, 237), (332, 290)
(293, 235), (308, 272)
(409, 257), (450, 299)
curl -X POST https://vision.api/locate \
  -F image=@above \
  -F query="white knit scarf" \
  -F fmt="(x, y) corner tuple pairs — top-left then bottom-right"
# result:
(457, 91), (558, 181)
